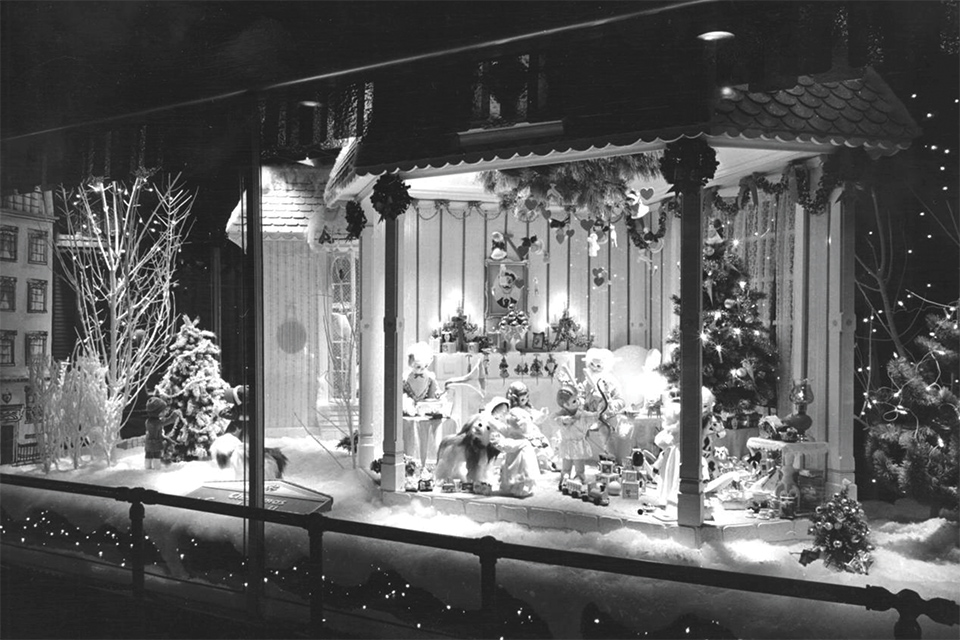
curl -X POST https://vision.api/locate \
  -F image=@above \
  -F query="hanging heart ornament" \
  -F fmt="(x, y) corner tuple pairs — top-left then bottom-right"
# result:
(592, 267), (607, 286)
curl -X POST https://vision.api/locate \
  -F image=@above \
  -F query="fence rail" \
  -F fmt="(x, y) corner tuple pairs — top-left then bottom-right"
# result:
(1, 472), (957, 639)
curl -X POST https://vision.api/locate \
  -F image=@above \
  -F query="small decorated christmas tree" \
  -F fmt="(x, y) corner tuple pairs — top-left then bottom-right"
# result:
(864, 303), (959, 517)
(153, 316), (233, 462)
(659, 220), (779, 414)
(800, 486), (874, 574)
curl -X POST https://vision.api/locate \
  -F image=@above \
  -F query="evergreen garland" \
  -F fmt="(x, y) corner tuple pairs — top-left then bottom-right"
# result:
(863, 304), (959, 516)
(800, 487), (875, 574)
(477, 154), (661, 217)
(711, 191), (742, 217)
(625, 208), (668, 250)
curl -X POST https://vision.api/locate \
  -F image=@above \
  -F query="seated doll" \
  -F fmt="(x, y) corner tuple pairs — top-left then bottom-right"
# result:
(506, 381), (557, 472)
(485, 397), (541, 497)
(402, 341), (443, 416)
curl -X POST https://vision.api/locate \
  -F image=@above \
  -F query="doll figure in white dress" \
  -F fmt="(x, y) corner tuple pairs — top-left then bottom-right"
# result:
(485, 397), (540, 497)
(506, 381), (557, 472)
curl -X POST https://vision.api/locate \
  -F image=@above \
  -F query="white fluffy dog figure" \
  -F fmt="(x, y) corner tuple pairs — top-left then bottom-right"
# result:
(433, 413), (502, 485)
(210, 430), (288, 480)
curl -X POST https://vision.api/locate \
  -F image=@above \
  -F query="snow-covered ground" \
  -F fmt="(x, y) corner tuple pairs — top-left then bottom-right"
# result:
(2, 434), (958, 639)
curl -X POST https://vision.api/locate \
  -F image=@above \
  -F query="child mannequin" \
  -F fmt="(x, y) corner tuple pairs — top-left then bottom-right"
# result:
(144, 396), (180, 469)
(553, 384), (596, 488)
(506, 381), (556, 472)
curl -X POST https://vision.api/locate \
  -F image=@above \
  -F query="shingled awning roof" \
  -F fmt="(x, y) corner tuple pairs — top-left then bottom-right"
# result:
(326, 66), (919, 203)
(709, 67), (921, 156)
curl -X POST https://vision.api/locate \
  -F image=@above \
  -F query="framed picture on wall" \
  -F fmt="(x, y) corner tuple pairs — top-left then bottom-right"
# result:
(531, 332), (546, 351)
(485, 260), (527, 318)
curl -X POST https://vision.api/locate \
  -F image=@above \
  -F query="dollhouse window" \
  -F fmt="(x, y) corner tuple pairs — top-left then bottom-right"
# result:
(25, 332), (47, 366)
(28, 230), (48, 264)
(0, 277), (15, 311)
(27, 279), (47, 313)
(0, 331), (15, 366)
(328, 253), (359, 401)
(0, 226), (17, 261)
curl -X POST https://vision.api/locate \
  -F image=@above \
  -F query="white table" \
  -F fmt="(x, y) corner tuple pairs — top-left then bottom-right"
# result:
(747, 437), (828, 498)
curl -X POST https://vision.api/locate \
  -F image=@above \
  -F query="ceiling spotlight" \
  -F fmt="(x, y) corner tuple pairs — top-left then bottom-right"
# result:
(697, 29), (735, 42)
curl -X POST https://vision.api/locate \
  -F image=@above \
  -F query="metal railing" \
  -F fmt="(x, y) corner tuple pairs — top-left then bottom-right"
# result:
(1, 472), (957, 639)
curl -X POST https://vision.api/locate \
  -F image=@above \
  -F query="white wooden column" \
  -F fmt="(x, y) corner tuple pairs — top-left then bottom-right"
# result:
(826, 189), (858, 498)
(677, 188), (705, 527)
(805, 159), (830, 442)
(380, 214), (405, 491)
(358, 202), (384, 470)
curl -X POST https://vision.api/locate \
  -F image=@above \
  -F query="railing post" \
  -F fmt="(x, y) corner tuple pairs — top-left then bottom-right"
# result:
(477, 535), (499, 639)
(127, 488), (147, 640)
(128, 489), (145, 600)
(893, 589), (923, 639)
(308, 513), (325, 638)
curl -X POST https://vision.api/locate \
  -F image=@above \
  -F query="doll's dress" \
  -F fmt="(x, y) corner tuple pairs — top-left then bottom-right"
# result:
(509, 406), (557, 472)
(492, 416), (541, 497)
(554, 411), (593, 461)
(653, 421), (680, 506)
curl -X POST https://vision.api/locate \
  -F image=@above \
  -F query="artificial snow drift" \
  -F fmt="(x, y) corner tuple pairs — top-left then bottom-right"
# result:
(2, 434), (957, 639)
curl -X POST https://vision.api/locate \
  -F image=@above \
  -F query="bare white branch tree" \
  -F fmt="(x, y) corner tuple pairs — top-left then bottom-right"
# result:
(55, 173), (194, 464)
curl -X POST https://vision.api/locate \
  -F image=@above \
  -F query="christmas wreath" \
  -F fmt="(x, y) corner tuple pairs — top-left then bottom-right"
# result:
(345, 201), (367, 240)
(370, 174), (413, 222)
(659, 138), (718, 193)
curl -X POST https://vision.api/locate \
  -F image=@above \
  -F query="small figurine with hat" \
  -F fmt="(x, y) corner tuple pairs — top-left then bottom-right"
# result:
(144, 396), (181, 469)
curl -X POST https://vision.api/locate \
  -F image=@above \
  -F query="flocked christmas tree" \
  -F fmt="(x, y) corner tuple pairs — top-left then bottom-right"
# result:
(864, 303), (959, 517)
(800, 486), (874, 574)
(659, 219), (779, 415)
(153, 316), (233, 462)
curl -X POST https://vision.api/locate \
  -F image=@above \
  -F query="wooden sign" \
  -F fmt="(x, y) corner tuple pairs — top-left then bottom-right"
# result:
(187, 480), (334, 515)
